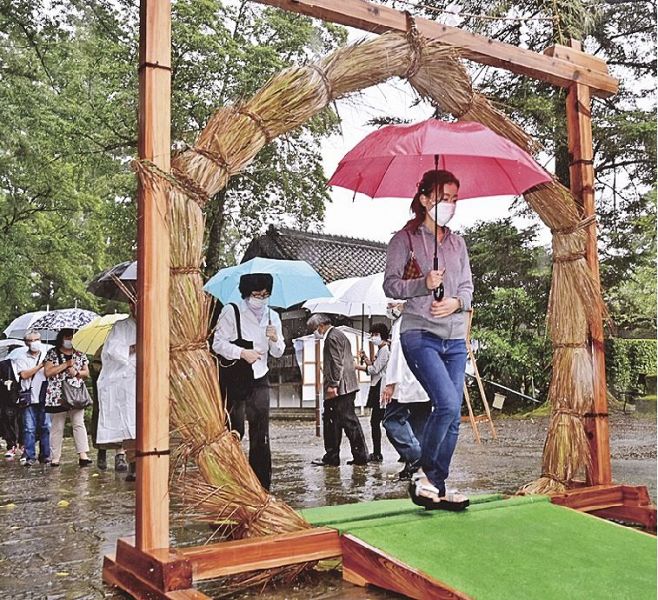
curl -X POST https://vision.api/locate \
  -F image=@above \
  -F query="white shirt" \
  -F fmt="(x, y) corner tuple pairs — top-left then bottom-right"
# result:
(14, 349), (47, 405)
(212, 300), (285, 379)
(385, 319), (429, 404)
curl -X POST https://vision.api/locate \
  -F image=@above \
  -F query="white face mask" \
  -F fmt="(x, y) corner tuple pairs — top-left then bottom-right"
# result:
(248, 296), (268, 310)
(370, 335), (382, 346)
(313, 329), (324, 340)
(62, 339), (73, 350)
(28, 342), (40, 352)
(386, 307), (402, 320)
(434, 201), (456, 226)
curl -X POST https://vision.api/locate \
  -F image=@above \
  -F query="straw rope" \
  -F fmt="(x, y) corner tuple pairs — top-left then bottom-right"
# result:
(150, 28), (609, 588)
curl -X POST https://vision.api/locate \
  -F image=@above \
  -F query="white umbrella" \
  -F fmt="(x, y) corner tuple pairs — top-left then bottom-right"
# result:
(3, 311), (57, 342)
(303, 273), (398, 317)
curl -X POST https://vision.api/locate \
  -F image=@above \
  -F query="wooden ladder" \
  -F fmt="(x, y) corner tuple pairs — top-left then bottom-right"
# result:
(461, 309), (497, 443)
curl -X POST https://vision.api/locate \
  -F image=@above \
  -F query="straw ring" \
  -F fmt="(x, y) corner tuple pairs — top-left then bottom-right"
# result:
(235, 107), (273, 144)
(306, 64), (333, 101)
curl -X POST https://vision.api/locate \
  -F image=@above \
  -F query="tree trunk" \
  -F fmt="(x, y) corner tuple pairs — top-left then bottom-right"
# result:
(204, 188), (227, 278)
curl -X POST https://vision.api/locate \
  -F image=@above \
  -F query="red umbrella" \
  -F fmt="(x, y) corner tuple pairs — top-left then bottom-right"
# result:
(327, 119), (551, 200)
(328, 119), (552, 300)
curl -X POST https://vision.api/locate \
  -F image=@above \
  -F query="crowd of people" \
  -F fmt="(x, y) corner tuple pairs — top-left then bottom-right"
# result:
(1, 168), (473, 512)
(0, 306), (137, 478)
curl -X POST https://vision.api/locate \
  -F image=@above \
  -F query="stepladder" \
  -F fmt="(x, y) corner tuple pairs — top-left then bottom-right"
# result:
(461, 309), (497, 443)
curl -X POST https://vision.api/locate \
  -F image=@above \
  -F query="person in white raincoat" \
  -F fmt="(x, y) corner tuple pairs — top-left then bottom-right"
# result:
(96, 307), (136, 473)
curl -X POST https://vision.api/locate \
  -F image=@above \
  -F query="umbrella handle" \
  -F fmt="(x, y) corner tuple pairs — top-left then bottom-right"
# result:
(433, 283), (444, 302)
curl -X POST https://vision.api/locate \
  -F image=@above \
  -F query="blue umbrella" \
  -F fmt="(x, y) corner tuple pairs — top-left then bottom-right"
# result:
(204, 257), (332, 309)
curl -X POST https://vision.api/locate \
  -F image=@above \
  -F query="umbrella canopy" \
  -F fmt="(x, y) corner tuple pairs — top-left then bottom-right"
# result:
(87, 260), (136, 302)
(72, 313), (129, 355)
(3, 310), (57, 341)
(328, 119), (551, 200)
(204, 257), (332, 309)
(303, 273), (398, 317)
(30, 308), (99, 332)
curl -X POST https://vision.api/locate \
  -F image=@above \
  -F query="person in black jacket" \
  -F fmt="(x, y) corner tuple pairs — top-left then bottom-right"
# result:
(0, 358), (22, 458)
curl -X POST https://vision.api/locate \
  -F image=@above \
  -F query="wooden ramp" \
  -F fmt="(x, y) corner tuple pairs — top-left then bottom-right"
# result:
(103, 487), (656, 599)
(301, 493), (657, 600)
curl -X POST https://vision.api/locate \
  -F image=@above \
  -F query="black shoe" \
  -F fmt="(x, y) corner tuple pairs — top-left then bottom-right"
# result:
(398, 462), (420, 481)
(125, 473), (136, 482)
(311, 458), (339, 467)
(347, 458), (368, 466)
(368, 453), (383, 463)
(50, 462), (60, 468)
(79, 458), (93, 467)
(24, 459), (36, 467)
(97, 449), (107, 471)
(114, 453), (128, 472)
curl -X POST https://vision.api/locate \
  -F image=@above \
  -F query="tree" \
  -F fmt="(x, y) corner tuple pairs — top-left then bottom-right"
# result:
(461, 219), (553, 401)
(0, 1), (347, 326)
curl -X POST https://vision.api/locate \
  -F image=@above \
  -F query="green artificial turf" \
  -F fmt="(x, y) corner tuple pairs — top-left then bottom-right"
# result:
(303, 496), (657, 600)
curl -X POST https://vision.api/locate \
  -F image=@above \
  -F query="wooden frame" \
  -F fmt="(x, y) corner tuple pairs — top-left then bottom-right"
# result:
(104, 0), (653, 598)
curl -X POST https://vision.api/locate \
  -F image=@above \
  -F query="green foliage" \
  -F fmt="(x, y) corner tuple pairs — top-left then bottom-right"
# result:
(0, 0), (346, 328)
(605, 338), (657, 395)
(462, 219), (552, 403)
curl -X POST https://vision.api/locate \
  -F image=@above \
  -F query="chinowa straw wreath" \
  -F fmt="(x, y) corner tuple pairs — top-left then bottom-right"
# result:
(133, 25), (606, 590)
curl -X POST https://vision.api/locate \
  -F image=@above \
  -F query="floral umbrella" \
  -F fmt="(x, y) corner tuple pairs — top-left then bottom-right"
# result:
(30, 308), (99, 332)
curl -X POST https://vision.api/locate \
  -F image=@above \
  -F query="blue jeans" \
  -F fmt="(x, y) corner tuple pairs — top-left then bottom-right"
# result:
(383, 400), (431, 465)
(400, 330), (467, 495)
(23, 403), (51, 462)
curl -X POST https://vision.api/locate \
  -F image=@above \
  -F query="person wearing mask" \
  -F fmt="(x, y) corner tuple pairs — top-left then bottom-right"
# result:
(381, 303), (431, 481)
(384, 169), (472, 511)
(212, 273), (284, 491)
(355, 323), (390, 463)
(44, 329), (92, 467)
(15, 330), (50, 466)
(307, 313), (368, 467)
(96, 305), (137, 476)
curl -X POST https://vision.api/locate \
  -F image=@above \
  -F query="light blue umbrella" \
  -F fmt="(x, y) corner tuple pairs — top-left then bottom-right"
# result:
(204, 257), (332, 308)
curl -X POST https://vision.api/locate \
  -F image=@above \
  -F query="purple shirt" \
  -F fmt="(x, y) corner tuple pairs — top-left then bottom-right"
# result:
(383, 224), (474, 340)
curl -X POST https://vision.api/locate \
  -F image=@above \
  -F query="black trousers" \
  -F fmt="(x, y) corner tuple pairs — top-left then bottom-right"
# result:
(0, 401), (22, 449)
(224, 376), (271, 491)
(322, 392), (368, 465)
(366, 381), (384, 455)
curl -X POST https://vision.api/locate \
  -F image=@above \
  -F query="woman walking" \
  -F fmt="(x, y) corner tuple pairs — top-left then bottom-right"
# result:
(44, 329), (92, 467)
(384, 169), (472, 511)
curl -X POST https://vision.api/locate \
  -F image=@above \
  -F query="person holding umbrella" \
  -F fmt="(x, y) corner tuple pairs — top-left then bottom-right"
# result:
(212, 273), (284, 491)
(43, 329), (93, 467)
(384, 169), (472, 511)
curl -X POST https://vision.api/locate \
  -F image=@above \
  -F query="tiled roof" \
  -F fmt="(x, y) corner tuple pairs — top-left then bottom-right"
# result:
(241, 226), (387, 283)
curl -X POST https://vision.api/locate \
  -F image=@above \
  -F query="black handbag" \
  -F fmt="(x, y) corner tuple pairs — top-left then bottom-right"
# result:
(218, 303), (254, 395)
(15, 351), (43, 408)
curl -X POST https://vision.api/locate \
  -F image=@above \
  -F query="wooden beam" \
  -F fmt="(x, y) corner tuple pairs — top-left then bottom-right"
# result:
(341, 534), (472, 599)
(590, 506), (657, 533)
(136, 0), (172, 551)
(179, 527), (342, 580)
(550, 484), (623, 512)
(252, 0), (618, 97)
(564, 39), (612, 487)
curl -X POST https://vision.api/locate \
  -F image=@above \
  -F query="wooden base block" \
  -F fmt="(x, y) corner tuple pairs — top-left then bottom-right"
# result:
(551, 484), (656, 532)
(341, 534), (471, 599)
(103, 554), (209, 600)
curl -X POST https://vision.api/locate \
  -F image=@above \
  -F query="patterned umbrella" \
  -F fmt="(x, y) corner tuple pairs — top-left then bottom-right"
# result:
(30, 308), (99, 332)
(3, 310), (56, 341)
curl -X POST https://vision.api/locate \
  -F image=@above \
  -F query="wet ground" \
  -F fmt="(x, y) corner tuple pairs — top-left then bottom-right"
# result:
(0, 412), (655, 599)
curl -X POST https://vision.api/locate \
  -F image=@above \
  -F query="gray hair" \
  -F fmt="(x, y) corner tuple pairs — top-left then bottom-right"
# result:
(24, 329), (41, 341)
(306, 313), (331, 332)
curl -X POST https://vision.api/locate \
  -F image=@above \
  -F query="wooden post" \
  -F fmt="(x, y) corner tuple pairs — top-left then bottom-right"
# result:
(565, 39), (611, 486)
(315, 340), (322, 437)
(136, 0), (171, 550)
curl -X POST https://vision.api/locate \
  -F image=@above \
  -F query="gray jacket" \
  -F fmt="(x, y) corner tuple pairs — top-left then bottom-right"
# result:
(323, 327), (359, 396)
(383, 224), (473, 340)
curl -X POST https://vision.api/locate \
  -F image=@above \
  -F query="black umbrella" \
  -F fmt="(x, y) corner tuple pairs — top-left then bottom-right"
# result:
(87, 260), (136, 302)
